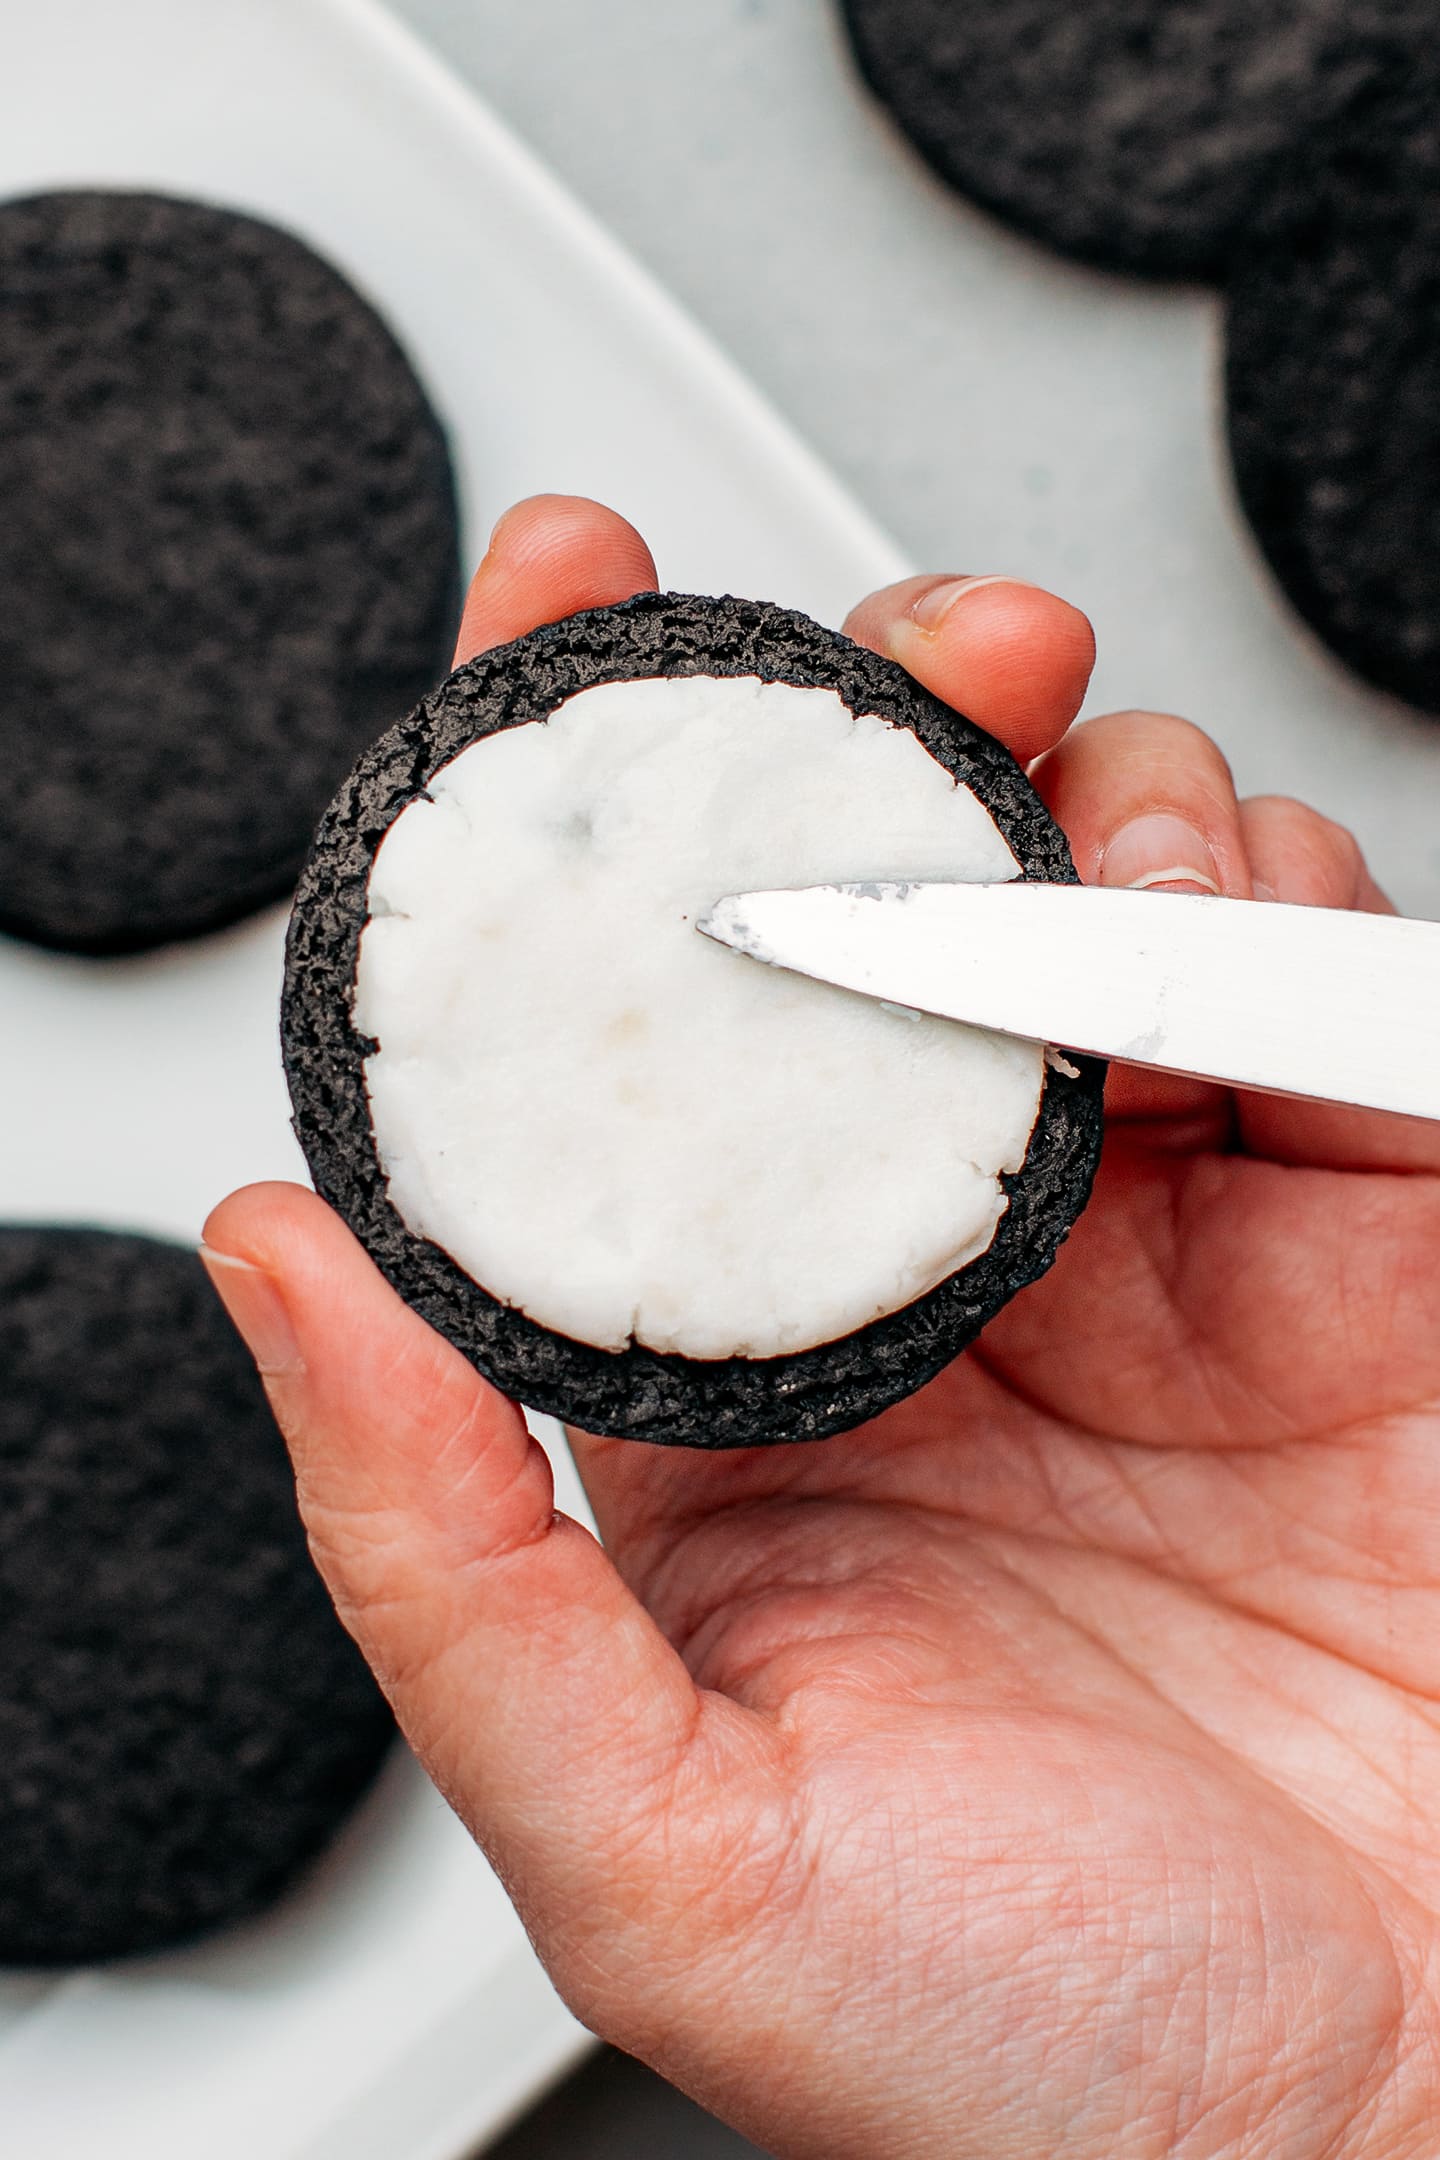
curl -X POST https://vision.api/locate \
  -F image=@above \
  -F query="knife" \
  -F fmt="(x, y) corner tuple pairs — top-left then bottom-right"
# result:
(696, 881), (1440, 1121)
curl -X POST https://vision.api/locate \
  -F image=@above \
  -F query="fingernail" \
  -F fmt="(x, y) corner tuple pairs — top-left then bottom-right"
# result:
(906, 574), (1028, 635)
(198, 1243), (305, 1379)
(1100, 814), (1221, 895)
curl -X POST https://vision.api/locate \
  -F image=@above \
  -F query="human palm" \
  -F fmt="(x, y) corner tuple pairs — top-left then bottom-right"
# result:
(206, 498), (1440, 2158)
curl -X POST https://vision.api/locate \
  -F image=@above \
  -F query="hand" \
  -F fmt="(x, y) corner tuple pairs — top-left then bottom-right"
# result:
(204, 496), (1440, 2160)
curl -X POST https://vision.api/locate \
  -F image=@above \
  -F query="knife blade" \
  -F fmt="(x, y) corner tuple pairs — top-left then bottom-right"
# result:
(696, 881), (1440, 1121)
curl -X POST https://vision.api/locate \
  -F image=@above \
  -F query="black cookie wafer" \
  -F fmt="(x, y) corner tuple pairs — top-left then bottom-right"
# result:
(0, 190), (462, 955)
(282, 592), (1106, 1451)
(839, 0), (1365, 279)
(1226, 57), (1440, 714)
(0, 1227), (394, 1964)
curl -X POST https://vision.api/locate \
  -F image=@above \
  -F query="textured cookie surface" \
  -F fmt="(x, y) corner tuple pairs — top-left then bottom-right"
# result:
(0, 1228), (394, 1964)
(0, 190), (461, 954)
(839, 0), (1357, 278)
(1226, 59), (1440, 713)
(283, 592), (1105, 1449)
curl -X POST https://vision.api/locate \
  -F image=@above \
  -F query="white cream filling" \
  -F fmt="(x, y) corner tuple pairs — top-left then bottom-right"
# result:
(355, 674), (1045, 1359)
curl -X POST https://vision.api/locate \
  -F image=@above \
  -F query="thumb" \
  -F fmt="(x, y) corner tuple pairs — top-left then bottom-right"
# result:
(198, 1183), (760, 1961)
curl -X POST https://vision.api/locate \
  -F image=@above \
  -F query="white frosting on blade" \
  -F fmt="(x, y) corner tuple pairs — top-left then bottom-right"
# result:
(355, 674), (1044, 1359)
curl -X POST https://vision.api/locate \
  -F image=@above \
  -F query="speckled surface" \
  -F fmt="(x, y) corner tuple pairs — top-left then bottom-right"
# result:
(0, 189), (461, 955)
(283, 592), (1105, 1448)
(1227, 55), (1440, 715)
(839, 0), (1359, 279)
(0, 1228), (394, 1965)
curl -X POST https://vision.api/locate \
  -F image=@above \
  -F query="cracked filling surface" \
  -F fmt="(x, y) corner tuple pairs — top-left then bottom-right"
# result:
(354, 674), (1046, 1360)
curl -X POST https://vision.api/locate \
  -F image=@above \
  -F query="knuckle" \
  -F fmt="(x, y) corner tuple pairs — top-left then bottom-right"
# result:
(1091, 708), (1232, 777)
(1244, 795), (1364, 903)
(1092, 705), (1195, 740)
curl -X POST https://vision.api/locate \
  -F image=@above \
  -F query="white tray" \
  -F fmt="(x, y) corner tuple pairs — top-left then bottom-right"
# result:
(0, 3), (906, 2155)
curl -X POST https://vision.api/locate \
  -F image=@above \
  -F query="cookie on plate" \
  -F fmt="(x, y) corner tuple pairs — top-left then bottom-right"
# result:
(1226, 56), (1440, 713)
(0, 190), (462, 954)
(0, 1227), (394, 1964)
(283, 592), (1105, 1450)
(839, 0), (1363, 278)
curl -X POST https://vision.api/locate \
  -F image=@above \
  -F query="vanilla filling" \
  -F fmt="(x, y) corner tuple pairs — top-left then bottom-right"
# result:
(355, 674), (1045, 1359)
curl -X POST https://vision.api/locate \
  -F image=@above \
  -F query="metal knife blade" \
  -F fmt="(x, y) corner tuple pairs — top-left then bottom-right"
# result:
(696, 881), (1440, 1121)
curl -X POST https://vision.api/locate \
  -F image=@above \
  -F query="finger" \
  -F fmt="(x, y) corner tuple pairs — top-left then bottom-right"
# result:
(199, 1183), (759, 1921)
(1031, 707), (1252, 898)
(1031, 709), (1251, 1136)
(1234, 797), (1440, 1173)
(1241, 793), (1395, 916)
(454, 493), (658, 663)
(842, 573), (1095, 766)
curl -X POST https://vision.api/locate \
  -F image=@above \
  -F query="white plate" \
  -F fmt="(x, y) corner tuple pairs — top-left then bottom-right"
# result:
(0, 2), (906, 2155)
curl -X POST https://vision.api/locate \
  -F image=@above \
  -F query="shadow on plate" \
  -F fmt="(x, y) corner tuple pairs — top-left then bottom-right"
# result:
(486, 2044), (772, 2158)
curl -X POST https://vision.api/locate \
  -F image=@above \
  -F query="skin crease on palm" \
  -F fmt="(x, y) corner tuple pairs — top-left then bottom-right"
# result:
(203, 496), (1440, 2160)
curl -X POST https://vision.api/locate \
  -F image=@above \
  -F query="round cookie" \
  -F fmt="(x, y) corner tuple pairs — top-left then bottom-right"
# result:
(0, 190), (462, 955)
(0, 1227), (393, 1964)
(838, 0), (1362, 279)
(1226, 57), (1440, 714)
(282, 592), (1105, 1451)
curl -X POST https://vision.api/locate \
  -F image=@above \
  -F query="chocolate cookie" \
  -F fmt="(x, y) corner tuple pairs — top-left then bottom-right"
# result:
(1226, 55), (1440, 713)
(282, 592), (1105, 1450)
(839, 0), (1361, 278)
(0, 190), (462, 954)
(0, 1227), (394, 1964)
